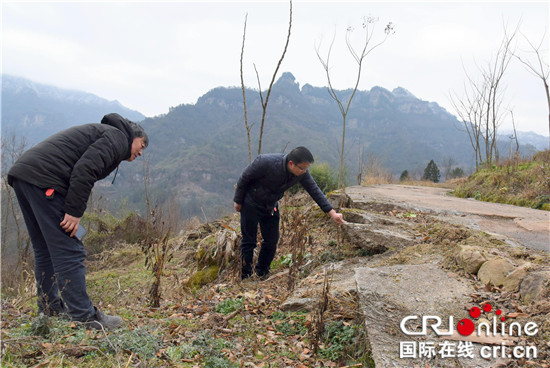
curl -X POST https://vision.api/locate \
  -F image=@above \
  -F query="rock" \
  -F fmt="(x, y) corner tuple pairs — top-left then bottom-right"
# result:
(280, 297), (318, 312)
(342, 210), (367, 224)
(343, 222), (416, 254)
(520, 270), (550, 304)
(327, 191), (351, 210)
(342, 223), (389, 255)
(502, 263), (531, 292)
(355, 264), (494, 368)
(340, 211), (415, 255)
(455, 245), (488, 274)
(477, 257), (515, 287)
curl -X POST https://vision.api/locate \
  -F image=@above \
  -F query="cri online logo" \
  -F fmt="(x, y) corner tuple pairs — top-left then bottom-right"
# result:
(400, 303), (539, 337)
(458, 303), (503, 336)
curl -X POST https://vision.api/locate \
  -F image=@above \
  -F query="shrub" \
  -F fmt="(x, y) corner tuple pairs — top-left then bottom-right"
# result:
(309, 162), (339, 194)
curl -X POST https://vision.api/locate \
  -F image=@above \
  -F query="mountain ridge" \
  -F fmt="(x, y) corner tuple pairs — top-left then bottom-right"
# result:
(1, 74), (146, 145)
(2, 72), (546, 220)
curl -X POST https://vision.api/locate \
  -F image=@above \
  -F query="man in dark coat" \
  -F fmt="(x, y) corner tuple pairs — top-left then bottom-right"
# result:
(233, 146), (345, 280)
(7, 113), (148, 329)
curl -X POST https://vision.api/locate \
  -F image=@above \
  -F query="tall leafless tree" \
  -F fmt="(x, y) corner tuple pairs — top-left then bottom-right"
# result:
(450, 74), (485, 169)
(316, 17), (393, 188)
(450, 24), (519, 169)
(240, 1), (292, 160)
(514, 30), (550, 148)
(240, 13), (253, 163)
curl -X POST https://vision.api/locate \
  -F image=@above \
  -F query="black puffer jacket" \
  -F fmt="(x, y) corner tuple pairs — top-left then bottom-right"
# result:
(233, 153), (333, 213)
(8, 113), (135, 217)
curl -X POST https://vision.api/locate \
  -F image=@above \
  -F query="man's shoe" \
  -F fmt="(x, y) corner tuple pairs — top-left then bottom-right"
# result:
(255, 270), (270, 281)
(85, 308), (123, 330)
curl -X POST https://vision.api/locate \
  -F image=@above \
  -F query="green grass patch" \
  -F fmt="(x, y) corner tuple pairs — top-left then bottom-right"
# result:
(270, 310), (308, 336)
(215, 297), (244, 314)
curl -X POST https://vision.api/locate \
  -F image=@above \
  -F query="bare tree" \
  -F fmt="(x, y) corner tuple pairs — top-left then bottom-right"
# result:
(240, 1), (293, 159)
(1, 133), (32, 293)
(450, 76), (485, 169)
(442, 157), (456, 181)
(508, 109), (520, 159)
(482, 25), (518, 166)
(450, 24), (518, 169)
(514, 30), (550, 147)
(316, 17), (393, 188)
(240, 13), (253, 163)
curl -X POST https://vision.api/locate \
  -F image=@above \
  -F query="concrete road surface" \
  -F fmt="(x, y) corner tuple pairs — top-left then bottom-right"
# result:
(345, 185), (549, 252)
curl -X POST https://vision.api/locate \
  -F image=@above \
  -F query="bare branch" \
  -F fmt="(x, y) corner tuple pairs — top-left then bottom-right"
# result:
(240, 13), (252, 163)
(257, 0), (293, 155)
(316, 16), (393, 187)
(514, 29), (550, 143)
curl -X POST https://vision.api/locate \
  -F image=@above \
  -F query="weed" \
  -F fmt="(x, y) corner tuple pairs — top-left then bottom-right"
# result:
(29, 314), (52, 337)
(274, 253), (293, 268)
(215, 297), (244, 314)
(270, 311), (308, 336)
(173, 331), (236, 367)
(319, 320), (364, 361)
(310, 269), (331, 354)
(282, 208), (309, 291)
(203, 356), (238, 368)
(99, 327), (163, 359)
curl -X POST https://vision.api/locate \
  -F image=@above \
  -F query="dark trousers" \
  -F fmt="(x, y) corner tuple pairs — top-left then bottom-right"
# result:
(240, 202), (280, 277)
(11, 179), (95, 321)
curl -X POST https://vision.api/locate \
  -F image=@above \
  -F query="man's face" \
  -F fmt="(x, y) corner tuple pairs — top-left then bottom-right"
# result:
(127, 137), (146, 162)
(288, 160), (310, 176)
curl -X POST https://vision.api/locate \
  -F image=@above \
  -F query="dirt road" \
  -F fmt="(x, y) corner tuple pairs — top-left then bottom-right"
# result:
(345, 184), (550, 252)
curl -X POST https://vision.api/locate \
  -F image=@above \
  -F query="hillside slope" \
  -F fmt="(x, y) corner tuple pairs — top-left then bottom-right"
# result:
(111, 72), (540, 219)
(2, 188), (548, 367)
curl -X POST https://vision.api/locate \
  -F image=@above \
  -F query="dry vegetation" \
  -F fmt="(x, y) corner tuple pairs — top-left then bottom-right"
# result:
(1, 194), (374, 368)
(2, 150), (549, 367)
(452, 150), (550, 210)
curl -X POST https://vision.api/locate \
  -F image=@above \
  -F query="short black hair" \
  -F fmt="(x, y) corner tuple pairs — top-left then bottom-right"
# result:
(131, 123), (149, 147)
(287, 146), (314, 164)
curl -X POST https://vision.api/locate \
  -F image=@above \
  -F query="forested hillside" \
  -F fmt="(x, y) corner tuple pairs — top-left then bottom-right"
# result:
(108, 72), (539, 220)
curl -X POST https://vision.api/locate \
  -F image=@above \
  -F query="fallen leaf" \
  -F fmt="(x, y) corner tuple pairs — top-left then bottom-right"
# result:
(506, 312), (529, 319)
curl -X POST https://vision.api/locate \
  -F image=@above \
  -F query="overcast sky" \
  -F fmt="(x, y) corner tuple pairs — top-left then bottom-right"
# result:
(2, 1), (549, 136)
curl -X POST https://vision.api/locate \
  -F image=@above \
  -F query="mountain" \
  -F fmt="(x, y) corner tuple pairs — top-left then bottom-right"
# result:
(107, 72), (541, 220)
(499, 130), (549, 152)
(2, 72), (544, 221)
(1, 74), (145, 145)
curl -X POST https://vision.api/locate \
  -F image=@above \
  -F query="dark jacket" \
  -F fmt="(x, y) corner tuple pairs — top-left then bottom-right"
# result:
(233, 153), (333, 213)
(8, 113), (135, 217)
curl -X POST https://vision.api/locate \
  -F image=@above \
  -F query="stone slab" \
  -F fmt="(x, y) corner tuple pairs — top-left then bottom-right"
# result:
(355, 263), (502, 368)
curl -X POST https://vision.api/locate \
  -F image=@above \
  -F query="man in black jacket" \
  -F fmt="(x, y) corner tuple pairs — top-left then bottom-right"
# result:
(233, 146), (345, 280)
(8, 113), (148, 329)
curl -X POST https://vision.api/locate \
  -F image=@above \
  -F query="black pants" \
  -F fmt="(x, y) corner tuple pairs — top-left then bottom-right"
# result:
(11, 179), (95, 321)
(240, 202), (280, 278)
